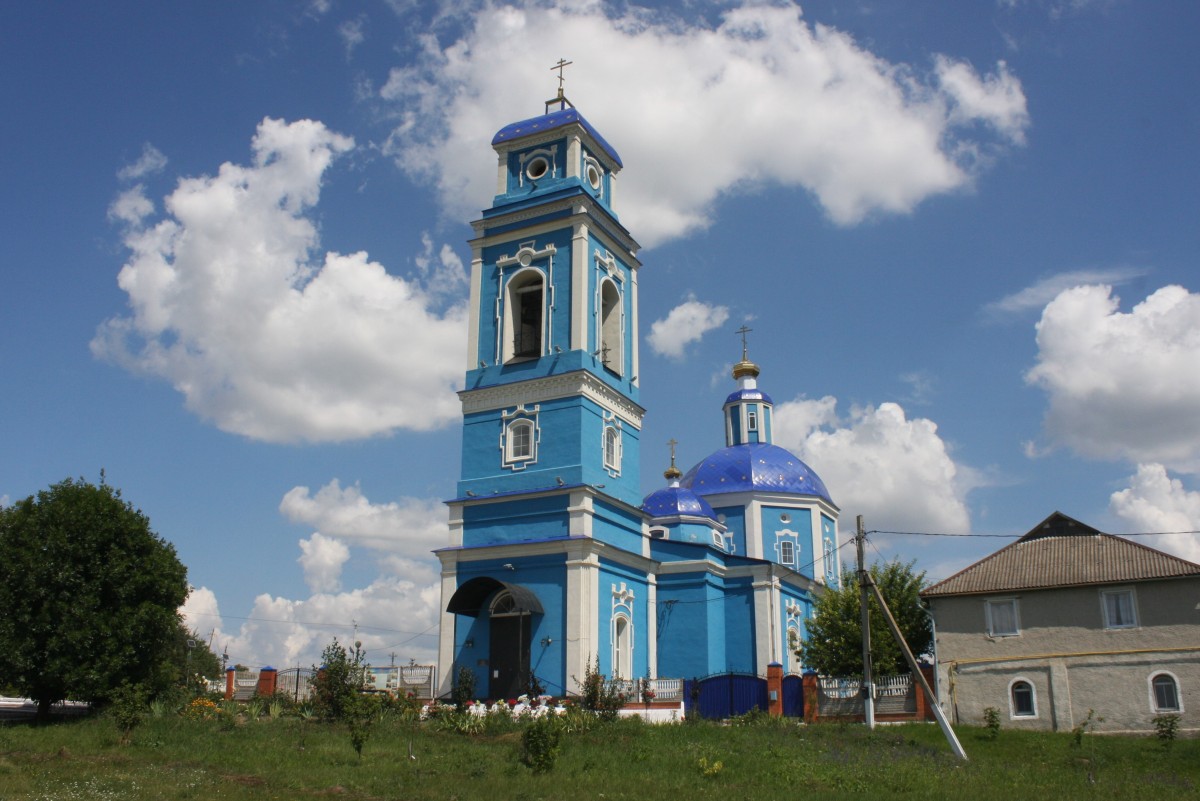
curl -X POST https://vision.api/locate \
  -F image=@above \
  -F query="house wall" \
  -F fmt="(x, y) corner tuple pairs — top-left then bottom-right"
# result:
(930, 576), (1200, 733)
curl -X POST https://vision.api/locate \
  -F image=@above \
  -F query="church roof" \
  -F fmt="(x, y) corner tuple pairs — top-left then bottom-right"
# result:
(492, 107), (623, 168)
(641, 484), (717, 521)
(681, 442), (833, 503)
(725, 387), (773, 405)
(923, 511), (1200, 597)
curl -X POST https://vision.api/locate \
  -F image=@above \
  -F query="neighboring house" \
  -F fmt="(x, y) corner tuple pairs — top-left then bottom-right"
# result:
(434, 95), (842, 699)
(923, 512), (1200, 734)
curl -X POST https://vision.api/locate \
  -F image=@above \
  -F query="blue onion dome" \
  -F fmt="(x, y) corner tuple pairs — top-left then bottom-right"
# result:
(642, 484), (717, 520)
(642, 454), (716, 520)
(681, 442), (833, 504)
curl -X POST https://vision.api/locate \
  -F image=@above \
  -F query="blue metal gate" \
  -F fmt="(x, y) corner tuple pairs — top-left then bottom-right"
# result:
(781, 674), (804, 717)
(684, 673), (768, 719)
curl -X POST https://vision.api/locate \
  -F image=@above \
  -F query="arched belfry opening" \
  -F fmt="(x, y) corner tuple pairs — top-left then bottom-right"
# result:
(599, 278), (621, 373)
(504, 269), (545, 363)
(447, 577), (543, 698)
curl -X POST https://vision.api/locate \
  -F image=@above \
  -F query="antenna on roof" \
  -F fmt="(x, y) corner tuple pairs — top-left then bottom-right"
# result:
(545, 58), (575, 113)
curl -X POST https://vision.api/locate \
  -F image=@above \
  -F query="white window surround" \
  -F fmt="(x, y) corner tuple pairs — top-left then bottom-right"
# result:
(597, 276), (623, 375)
(985, 598), (1020, 637)
(602, 424), (622, 475)
(517, 146), (558, 187)
(1101, 587), (1138, 629)
(500, 406), (539, 469)
(1150, 671), (1183, 714)
(774, 529), (798, 567)
(1008, 677), (1038, 719)
(611, 582), (635, 680)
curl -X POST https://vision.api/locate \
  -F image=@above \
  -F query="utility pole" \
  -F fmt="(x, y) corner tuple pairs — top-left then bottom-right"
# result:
(863, 572), (968, 761)
(856, 515), (875, 729)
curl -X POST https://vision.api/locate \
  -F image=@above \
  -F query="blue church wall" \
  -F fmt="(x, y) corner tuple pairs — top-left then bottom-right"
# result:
(761, 506), (813, 577)
(597, 559), (650, 679)
(452, 553), (569, 698)
(578, 401), (641, 507)
(722, 576), (757, 674)
(778, 583), (812, 675)
(655, 570), (733, 678)
(712, 505), (746, 555)
(460, 495), (571, 548)
(590, 498), (644, 552)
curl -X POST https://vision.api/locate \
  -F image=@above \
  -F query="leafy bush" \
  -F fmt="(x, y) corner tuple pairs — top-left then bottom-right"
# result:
(1154, 714), (1180, 750)
(576, 656), (626, 720)
(982, 707), (1001, 739)
(521, 716), (562, 774)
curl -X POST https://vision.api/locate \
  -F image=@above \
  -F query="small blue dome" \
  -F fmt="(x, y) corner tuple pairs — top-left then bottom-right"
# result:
(725, 388), (773, 405)
(681, 443), (832, 503)
(641, 485), (716, 520)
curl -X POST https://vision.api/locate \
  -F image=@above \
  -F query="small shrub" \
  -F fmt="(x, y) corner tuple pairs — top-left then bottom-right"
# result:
(1070, 709), (1102, 749)
(245, 697), (266, 721)
(184, 697), (220, 720)
(1153, 714), (1180, 750)
(109, 683), (148, 745)
(522, 716), (562, 774)
(575, 656), (626, 720)
(982, 706), (1001, 739)
(452, 665), (476, 711)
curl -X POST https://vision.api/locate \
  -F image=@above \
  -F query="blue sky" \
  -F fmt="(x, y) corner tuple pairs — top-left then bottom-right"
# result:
(3, 1), (1197, 670)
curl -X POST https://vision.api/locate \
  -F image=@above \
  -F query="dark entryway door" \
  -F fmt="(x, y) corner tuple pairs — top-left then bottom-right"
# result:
(489, 613), (531, 699)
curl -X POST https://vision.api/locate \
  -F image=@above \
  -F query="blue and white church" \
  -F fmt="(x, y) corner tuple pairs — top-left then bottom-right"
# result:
(436, 91), (841, 699)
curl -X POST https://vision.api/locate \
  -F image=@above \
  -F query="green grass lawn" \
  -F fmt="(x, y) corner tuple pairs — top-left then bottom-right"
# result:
(1, 712), (1195, 800)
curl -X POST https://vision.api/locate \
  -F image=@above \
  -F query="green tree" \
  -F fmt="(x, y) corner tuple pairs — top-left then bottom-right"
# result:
(799, 559), (931, 676)
(166, 624), (222, 693)
(310, 637), (369, 722)
(0, 477), (189, 720)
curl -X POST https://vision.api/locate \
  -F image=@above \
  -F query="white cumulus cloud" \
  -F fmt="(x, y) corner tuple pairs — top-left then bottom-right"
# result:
(181, 480), (449, 669)
(647, 296), (730, 359)
(1109, 463), (1200, 563)
(774, 397), (973, 534)
(298, 532), (352, 593)
(1025, 284), (1200, 471)
(985, 267), (1147, 316)
(95, 118), (468, 443)
(380, 1), (1028, 247)
(117, 143), (167, 181)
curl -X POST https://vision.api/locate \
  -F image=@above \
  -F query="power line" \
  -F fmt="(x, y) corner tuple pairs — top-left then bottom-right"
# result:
(868, 528), (1200, 539)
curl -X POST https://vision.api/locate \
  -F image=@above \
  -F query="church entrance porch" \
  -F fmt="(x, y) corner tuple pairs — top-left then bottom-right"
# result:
(446, 576), (544, 699)
(488, 601), (532, 699)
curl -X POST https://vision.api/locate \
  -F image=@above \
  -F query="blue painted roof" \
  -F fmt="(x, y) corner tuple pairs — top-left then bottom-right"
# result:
(492, 107), (623, 168)
(681, 443), (833, 503)
(641, 485), (717, 520)
(725, 388), (774, 405)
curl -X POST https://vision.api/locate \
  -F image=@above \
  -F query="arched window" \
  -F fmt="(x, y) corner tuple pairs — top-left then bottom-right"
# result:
(503, 417), (537, 467)
(612, 615), (632, 679)
(504, 269), (544, 362)
(599, 279), (622, 374)
(1010, 679), (1036, 718)
(603, 426), (621, 473)
(1152, 673), (1181, 712)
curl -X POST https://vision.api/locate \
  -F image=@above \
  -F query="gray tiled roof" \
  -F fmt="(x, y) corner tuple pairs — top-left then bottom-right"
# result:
(922, 512), (1200, 597)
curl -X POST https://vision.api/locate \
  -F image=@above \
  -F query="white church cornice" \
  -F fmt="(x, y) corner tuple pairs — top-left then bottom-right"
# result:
(471, 196), (640, 261)
(459, 370), (645, 426)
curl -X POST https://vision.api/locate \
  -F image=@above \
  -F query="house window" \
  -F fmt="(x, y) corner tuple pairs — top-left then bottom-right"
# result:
(1010, 679), (1036, 718)
(1101, 589), (1137, 629)
(1151, 673), (1181, 713)
(504, 269), (544, 362)
(780, 539), (796, 566)
(612, 615), (632, 679)
(986, 598), (1020, 637)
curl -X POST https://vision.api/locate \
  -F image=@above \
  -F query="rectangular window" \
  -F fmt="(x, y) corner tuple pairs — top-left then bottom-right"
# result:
(986, 599), (1019, 637)
(1102, 589), (1137, 629)
(780, 540), (796, 566)
(748, 409), (758, 431)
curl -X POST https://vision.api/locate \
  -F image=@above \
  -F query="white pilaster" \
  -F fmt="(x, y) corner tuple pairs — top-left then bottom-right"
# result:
(571, 223), (589, 351)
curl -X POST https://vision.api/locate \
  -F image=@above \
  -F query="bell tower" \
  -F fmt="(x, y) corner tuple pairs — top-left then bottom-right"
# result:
(457, 83), (643, 506)
(438, 74), (651, 699)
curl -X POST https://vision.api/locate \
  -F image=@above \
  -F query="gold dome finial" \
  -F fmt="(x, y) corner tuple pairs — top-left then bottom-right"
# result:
(732, 324), (759, 379)
(663, 438), (682, 481)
